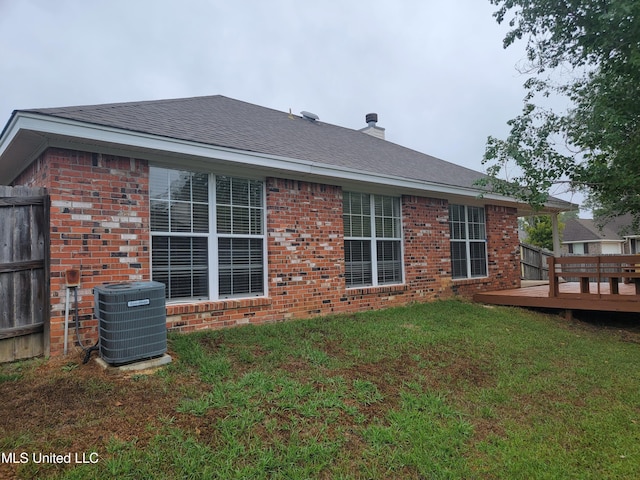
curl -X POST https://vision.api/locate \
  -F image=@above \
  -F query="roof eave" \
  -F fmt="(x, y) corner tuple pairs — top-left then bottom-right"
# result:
(0, 112), (575, 213)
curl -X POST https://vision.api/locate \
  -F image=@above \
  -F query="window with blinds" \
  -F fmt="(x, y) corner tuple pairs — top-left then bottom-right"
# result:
(150, 167), (265, 301)
(150, 168), (210, 300)
(215, 176), (264, 298)
(449, 204), (488, 279)
(343, 192), (403, 288)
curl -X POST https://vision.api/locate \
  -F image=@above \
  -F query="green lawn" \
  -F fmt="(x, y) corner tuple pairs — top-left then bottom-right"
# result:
(1, 300), (639, 479)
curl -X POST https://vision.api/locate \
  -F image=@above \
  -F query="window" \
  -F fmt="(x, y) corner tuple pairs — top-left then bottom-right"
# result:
(215, 176), (265, 298)
(150, 169), (209, 300)
(343, 192), (403, 288)
(150, 167), (265, 301)
(569, 242), (589, 255)
(449, 205), (487, 279)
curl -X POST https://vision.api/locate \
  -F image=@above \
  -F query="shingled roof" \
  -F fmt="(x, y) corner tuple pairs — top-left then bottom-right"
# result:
(563, 216), (639, 242)
(16, 95), (485, 189)
(0, 95), (576, 212)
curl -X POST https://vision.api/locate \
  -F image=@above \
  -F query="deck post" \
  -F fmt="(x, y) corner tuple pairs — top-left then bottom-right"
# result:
(580, 277), (590, 294)
(610, 277), (620, 294)
(551, 213), (561, 256)
(596, 256), (601, 296)
(548, 256), (558, 297)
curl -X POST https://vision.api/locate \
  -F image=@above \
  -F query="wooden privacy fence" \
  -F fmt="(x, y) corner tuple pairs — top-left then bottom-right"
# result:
(0, 186), (50, 362)
(520, 243), (552, 280)
(548, 255), (640, 303)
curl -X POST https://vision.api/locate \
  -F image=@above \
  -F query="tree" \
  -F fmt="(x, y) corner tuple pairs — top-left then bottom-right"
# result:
(521, 211), (576, 250)
(480, 0), (640, 228)
(523, 216), (555, 250)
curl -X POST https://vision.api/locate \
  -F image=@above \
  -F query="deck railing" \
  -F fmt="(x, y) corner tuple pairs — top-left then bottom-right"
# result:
(548, 255), (640, 299)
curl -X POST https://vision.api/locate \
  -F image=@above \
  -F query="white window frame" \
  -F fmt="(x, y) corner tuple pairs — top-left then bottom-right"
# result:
(344, 192), (404, 288)
(150, 166), (267, 302)
(449, 204), (488, 280)
(149, 168), (210, 301)
(212, 175), (267, 299)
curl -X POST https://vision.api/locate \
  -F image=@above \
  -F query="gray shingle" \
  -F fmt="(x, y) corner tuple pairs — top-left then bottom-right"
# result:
(563, 219), (605, 242)
(22, 95), (486, 190)
(562, 217), (636, 242)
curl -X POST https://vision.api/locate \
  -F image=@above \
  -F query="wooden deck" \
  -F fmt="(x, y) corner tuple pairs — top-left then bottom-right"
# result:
(474, 255), (640, 313)
(474, 281), (640, 313)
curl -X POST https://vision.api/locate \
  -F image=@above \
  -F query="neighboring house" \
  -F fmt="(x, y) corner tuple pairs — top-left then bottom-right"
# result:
(562, 217), (640, 255)
(0, 95), (574, 356)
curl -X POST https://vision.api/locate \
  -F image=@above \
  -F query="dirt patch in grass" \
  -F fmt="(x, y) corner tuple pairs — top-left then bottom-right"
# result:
(0, 347), (487, 477)
(1, 349), (493, 433)
(0, 352), (184, 478)
(1, 355), (177, 443)
(2, 309), (638, 478)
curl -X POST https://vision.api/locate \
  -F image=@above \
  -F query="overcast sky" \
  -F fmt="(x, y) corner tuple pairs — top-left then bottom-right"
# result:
(0, 0), (585, 211)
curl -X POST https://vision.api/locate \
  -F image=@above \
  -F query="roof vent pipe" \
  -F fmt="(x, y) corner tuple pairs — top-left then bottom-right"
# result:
(360, 112), (385, 140)
(365, 113), (378, 126)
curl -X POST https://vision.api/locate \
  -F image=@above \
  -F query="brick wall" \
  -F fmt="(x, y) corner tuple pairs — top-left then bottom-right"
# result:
(401, 195), (453, 299)
(14, 149), (150, 355)
(267, 179), (345, 317)
(163, 179), (347, 333)
(13, 147), (521, 356)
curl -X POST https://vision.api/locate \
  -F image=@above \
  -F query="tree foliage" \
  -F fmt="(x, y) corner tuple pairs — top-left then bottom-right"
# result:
(521, 211), (576, 250)
(522, 215), (556, 250)
(480, 0), (640, 227)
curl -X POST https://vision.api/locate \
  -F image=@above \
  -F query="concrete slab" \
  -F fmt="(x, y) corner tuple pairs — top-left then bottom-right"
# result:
(94, 353), (172, 373)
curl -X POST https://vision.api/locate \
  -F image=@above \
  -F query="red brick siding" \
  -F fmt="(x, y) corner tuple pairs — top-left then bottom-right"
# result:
(266, 179), (346, 316)
(14, 149), (150, 355)
(164, 179), (347, 333)
(13, 154), (51, 188)
(401, 195), (453, 300)
(13, 147), (521, 356)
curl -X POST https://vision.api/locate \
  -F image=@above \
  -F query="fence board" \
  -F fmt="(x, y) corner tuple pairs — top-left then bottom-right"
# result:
(0, 197), (45, 207)
(0, 273), (11, 330)
(520, 243), (552, 280)
(0, 186), (49, 362)
(14, 203), (31, 262)
(16, 270), (33, 326)
(0, 260), (44, 273)
(0, 203), (12, 263)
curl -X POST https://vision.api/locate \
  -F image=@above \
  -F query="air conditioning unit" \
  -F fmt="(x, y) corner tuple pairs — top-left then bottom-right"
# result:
(94, 281), (167, 365)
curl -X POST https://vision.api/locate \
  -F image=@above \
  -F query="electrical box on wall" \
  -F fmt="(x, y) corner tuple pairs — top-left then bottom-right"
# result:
(65, 269), (80, 287)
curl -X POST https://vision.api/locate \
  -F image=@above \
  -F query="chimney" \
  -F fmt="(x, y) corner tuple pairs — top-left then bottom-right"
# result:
(359, 113), (385, 140)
